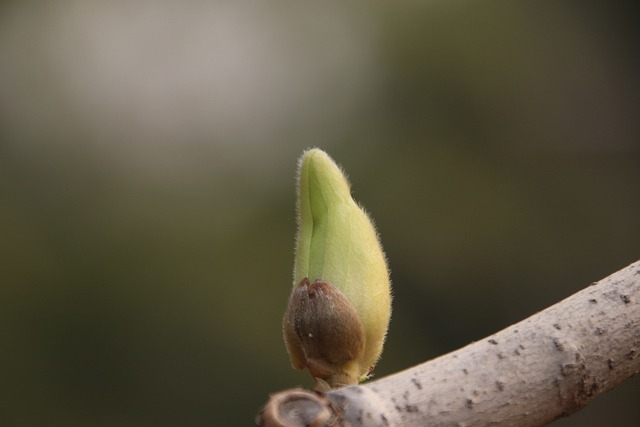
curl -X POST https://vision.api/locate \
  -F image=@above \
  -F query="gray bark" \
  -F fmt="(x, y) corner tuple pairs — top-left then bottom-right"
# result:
(258, 260), (640, 426)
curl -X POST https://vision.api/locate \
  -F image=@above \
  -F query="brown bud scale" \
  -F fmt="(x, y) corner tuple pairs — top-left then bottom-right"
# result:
(283, 278), (366, 388)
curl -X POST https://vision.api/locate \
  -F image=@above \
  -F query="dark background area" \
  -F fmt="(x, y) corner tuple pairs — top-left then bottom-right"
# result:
(1, 2), (638, 426)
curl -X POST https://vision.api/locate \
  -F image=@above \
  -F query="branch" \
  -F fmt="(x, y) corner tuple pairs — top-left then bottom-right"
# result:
(257, 260), (640, 426)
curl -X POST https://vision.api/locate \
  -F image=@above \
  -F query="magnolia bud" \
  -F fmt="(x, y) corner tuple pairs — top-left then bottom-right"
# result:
(283, 148), (392, 389)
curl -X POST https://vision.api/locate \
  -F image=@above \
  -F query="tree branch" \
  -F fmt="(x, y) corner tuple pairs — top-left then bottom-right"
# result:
(257, 260), (640, 426)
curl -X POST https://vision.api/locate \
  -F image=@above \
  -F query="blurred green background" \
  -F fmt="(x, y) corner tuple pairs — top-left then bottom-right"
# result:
(1, 2), (638, 426)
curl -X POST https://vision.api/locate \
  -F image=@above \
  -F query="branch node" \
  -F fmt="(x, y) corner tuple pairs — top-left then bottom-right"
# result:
(257, 389), (334, 427)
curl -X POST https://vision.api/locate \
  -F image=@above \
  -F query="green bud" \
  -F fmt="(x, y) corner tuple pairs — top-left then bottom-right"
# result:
(283, 148), (392, 389)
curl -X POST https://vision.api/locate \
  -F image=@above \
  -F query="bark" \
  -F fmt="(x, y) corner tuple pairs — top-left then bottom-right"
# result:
(257, 260), (640, 427)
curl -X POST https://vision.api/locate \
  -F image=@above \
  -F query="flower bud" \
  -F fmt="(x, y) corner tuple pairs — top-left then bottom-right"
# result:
(283, 148), (392, 389)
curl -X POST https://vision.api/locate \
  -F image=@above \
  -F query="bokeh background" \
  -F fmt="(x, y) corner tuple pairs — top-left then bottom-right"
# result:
(1, 1), (638, 426)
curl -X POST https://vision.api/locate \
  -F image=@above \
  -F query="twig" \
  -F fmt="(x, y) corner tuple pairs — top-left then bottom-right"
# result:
(258, 260), (640, 426)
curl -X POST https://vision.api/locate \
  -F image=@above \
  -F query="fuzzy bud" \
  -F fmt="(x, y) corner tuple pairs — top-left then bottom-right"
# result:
(283, 148), (392, 389)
